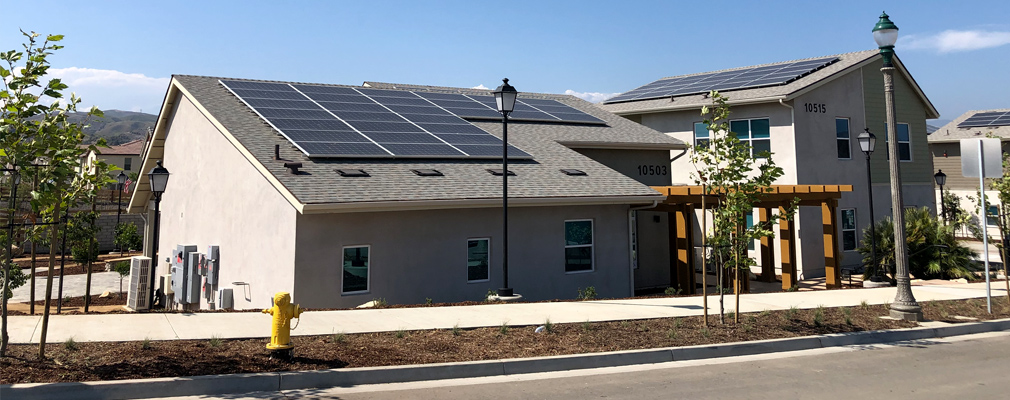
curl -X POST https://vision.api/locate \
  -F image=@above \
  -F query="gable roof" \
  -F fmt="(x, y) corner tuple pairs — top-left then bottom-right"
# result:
(129, 76), (684, 214)
(95, 139), (145, 155)
(928, 109), (1010, 143)
(598, 50), (939, 119)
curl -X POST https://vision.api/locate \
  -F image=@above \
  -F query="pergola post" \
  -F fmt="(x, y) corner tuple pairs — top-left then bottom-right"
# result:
(759, 207), (776, 282)
(670, 204), (697, 294)
(822, 199), (841, 289)
(779, 206), (798, 290)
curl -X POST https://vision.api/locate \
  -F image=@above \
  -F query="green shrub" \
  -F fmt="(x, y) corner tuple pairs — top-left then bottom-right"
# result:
(664, 286), (682, 296)
(577, 286), (597, 300)
(67, 211), (101, 264)
(499, 321), (509, 335)
(141, 337), (153, 350)
(114, 222), (142, 253)
(859, 207), (979, 281)
(209, 335), (222, 348)
(1, 260), (29, 300)
(395, 329), (406, 339)
(452, 324), (461, 336)
(63, 337), (79, 352)
(543, 318), (555, 333)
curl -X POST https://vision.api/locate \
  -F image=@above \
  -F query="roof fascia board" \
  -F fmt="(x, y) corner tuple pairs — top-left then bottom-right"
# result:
(300, 194), (666, 214)
(127, 79), (179, 213)
(609, 95), (788, 116)
(558, 141), (687, 150)
(127, 78), (306, 214)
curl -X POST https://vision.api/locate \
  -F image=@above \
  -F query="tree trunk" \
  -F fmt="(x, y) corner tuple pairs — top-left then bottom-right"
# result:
(39, 195), (61, 359)
(701, 187), (708, 326)
(84, 201), (96, 312)
(30, 234), (36, 315)
(734, 220), (741, 324)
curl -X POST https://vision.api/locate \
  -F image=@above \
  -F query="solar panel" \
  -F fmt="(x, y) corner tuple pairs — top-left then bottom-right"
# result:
(604, 56), (840, 104)
(412, 92), (605, 124)
(958, 111), (1010, 128)
(221, 80), (533, 159)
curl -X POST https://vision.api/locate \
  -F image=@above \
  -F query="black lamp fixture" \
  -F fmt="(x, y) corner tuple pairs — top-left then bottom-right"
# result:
(147, 161), (170, 308)
(493, 78), (517, 298)
(115, 171), (128, 254)
(935, 170), (947, 223)
(858, 128), (881, 282)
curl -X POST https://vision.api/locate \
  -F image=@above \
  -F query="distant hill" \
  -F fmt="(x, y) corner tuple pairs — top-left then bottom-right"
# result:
(74, 110), (157, 146)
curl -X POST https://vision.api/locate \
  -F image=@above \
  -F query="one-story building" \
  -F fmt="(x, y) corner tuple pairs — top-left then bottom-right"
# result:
(127, 75), (688, 310)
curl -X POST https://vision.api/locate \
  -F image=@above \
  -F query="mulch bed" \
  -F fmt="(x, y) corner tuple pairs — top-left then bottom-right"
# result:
(4, 298), (1008, 385)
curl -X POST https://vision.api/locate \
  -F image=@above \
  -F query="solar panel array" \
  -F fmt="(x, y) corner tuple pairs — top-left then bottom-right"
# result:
(604, 57), (840, 104)
(221, 80), (606, 159)
(958, 111), (1010, 128)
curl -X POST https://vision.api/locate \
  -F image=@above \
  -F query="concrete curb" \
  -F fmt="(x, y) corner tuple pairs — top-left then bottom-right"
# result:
(5, 318), (1010, 400)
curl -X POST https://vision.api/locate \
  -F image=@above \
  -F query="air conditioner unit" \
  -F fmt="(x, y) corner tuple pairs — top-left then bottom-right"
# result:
(127, 256), (152, 310)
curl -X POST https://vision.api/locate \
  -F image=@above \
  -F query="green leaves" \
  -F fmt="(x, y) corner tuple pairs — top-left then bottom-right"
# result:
(45, 34), (64, 42)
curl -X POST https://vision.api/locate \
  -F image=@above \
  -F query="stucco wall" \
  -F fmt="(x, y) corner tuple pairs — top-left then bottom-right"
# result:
(292, 204), (632, 308)
(154, 95), (298, 310)
(573, 148), (673, 186)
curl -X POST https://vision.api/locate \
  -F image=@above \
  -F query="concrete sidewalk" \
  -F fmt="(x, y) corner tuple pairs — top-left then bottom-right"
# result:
(6, 281), (1007, 344)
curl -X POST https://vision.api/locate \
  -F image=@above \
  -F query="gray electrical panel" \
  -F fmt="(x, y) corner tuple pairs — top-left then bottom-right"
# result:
(218, 287), (234, 309)
(170, 244), (197, 302)
(185, 252), (203, 304)
(205, 245), (220, 285)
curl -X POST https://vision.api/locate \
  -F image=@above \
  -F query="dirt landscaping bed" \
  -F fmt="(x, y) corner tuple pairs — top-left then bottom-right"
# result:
(2, 298), (1008, 385)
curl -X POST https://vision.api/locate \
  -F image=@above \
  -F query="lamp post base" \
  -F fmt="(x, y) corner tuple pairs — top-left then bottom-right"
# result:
(889, 306), (923, 322)
(498, 288), (514, 297)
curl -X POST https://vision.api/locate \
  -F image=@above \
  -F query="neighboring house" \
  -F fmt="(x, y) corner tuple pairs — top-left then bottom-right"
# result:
(84, 139), (144, 180)
(598, 50), (939, 280)
(928, 109), (1010, 239)
(127, 75), (686, 310)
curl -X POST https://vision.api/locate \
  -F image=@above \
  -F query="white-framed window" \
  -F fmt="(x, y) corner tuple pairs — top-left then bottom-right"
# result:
(565, 219), (594, 273)
(124, 157), (133, 171)
(729, 118), (771, 158)
(467, 238), (490, 282)
(987, 205), (1000, 227)
(693, 122), (710, 149)
(342, 245), (370, 294)
(836, 118), (851, 159)
(884, 122), (912, 162)
(841, 209), (857, 251)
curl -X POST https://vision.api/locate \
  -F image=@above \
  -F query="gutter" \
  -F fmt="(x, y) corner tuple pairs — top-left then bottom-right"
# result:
(606, 95), (788, 116)
(299, 195), (666, 214)
(628, 200), (660, 295)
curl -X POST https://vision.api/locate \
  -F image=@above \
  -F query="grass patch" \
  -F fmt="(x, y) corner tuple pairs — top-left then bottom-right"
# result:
(499, 321), (509, 335)
(208, 335), (222, 348)
(452, 324), (462, 336)
(543, 318), (555, 333)
(331, 332), (346, 343)
(63, 337), (78, 352)
(395, 329), (407, 339)
(141, 337), (153, 350)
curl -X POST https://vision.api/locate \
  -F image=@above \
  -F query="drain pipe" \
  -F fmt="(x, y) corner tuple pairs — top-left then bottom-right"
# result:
(628, 200), (659, 296)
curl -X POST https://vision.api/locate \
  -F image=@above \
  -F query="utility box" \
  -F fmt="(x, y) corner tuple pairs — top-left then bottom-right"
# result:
(204, 245), (220, 285)
(170, 244), (197, 304)
(127, 256), (152, 310)
(184, 252), (203, 304)
(218, 287), (234, 310)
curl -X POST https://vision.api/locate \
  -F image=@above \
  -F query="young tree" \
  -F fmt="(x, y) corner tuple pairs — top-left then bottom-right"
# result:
(0, 30), (109, 359)
(690, 91), (796, 324)
(113, 261), (131, 297)
(115, 222), (142, 255)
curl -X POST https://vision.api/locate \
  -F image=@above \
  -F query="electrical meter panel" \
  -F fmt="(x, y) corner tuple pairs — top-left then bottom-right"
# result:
(170, 244), (197, 301)
(184, 252), (203, 304)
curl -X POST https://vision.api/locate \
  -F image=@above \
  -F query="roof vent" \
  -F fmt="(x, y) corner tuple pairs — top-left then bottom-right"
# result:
(411, 169), (444, 176)
(487, 169), (515, 176)
(560, 169), (586, 176)
(274, 144), (281, 160)
(283, 162), (303, 174)
(336, 169), (369, 177)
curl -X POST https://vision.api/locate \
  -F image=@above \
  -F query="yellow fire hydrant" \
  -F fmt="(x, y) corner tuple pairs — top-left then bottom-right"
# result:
(262, 292), (301, 352)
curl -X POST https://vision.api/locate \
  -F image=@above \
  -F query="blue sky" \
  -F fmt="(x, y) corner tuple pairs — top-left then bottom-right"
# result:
(4, 1), (1009, 123)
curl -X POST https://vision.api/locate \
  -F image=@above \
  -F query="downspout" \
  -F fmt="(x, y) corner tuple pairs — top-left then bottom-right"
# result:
(629, 200), (659, 296)
(670, 148), (688, 162)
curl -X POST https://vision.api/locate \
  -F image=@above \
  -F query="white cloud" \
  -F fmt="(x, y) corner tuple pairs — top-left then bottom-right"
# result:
(471, 84), (489, 90)
(564, 90), (620, 103)
(46, 67), (169, 113)
(900, 30), (1010, 53)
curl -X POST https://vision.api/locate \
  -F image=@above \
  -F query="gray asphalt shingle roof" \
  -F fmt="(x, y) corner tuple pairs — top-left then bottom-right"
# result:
(928, 109), (1010, 143)
(598, 50), (880, 114)
(173, 75), (683, 206)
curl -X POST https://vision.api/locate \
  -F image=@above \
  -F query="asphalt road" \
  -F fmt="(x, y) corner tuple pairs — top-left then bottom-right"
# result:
(168, 332), (1010, 400)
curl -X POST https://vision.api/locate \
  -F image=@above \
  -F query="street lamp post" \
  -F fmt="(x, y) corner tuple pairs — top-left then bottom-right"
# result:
(147, 161), (170, 309)
(934, 170), (947, 223)
(857, 129), (883, 283)
(116, 171), (127, 255)
(493, 78), (517, 298)
(874, 12), (922, 321)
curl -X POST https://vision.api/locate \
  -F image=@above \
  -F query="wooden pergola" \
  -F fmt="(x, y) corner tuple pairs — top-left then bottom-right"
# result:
(648, 185), (853, 292)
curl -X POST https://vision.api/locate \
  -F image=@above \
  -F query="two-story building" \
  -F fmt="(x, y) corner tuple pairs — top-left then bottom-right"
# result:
(599, 50), (939, 282)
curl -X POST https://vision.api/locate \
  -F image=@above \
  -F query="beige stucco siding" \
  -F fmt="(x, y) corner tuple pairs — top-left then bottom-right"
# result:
(292, 204), (632, 308)
(862, 59), (933, 184)
(156, 95), (298, 310)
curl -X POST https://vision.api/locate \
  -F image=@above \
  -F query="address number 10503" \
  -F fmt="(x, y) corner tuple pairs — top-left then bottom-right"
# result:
(637, 165), (668, 176)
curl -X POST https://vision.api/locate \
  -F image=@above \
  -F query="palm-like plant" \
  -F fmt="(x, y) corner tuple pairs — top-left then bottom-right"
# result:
(859, 207), (979, 281)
